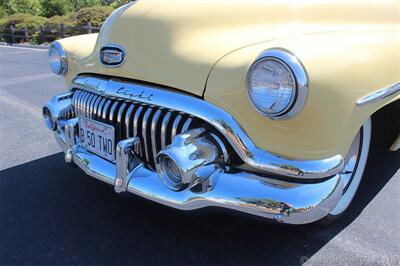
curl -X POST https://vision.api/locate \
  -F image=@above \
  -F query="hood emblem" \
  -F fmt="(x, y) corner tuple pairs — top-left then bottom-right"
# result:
(100, 45), (125, 67)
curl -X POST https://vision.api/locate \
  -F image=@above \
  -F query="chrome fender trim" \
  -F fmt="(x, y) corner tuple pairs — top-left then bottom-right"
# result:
(357, 82), (400, 105)
(71, 76), (344, 179)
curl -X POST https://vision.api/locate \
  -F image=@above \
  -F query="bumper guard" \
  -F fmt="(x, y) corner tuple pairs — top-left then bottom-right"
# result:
(49, 113), (343, 225)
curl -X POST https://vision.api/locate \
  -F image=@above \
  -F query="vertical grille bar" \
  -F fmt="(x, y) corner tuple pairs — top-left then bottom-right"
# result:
(108, 101), (120, 123)
(180, 117), (193, 134)
(117, 103), (127, 140)
(124, 104), (135, 137)
(101, 100), (112, 122)
(95, 98), (106, 120)
(72, 90), (80, 115)
(133, 105), (144, 157)
(92, 96), (102, 119)
(85, 94), (95, 117)
(133, 106), (144, 137)
(160, 112), (172, 148)
(71, 90), (203, 170)
(82, 93), (91, 117)
(151, 109), (162, 166)
(141, 107), (153, 163)
(77, 91), (87, 116)
(171, 114), (183, 143)
(88, 95), (99, 119)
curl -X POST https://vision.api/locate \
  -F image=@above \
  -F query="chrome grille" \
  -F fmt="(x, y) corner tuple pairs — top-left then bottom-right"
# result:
(72, 89), (198, 168)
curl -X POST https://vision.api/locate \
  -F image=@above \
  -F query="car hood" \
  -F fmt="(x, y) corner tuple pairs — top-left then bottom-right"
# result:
(73, 0), (396, 97)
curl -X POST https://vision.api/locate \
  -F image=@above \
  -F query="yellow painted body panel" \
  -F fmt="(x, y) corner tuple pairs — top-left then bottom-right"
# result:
(58, 0), (400, 160)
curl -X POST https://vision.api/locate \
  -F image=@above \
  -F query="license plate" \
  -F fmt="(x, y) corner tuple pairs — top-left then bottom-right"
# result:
(79, 117), (115, 161)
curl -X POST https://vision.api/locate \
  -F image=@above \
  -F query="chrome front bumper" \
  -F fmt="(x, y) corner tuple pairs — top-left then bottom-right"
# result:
(48, 115), (343, 225)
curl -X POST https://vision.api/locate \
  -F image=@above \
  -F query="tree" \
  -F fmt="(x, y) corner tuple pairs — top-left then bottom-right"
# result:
(3, 0), (42, 16)
(72, 5), (113, 26)
(68, 0), (102, 11)
(41, 0), (73, 17)
(101, 0), (129, 8)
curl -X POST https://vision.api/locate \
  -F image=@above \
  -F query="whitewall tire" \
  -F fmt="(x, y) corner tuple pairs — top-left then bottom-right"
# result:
(328, 117), (372, 217)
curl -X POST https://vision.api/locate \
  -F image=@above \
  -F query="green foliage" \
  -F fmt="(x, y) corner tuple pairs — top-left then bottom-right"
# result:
(0, 0), (126, 44)
(68, 0), (102, 11)
(41, 0), (73, 17)
(72, 5), (113, 26)
(3, 0), (43, 16)
(102, 0), (130, 9)
(0, 13), (47, 29)
(43, 15), (76, 29)
(0, 10), (7, 19)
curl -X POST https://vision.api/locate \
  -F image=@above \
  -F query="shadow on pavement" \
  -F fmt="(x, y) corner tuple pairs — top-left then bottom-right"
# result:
(0, 145), (399, 265)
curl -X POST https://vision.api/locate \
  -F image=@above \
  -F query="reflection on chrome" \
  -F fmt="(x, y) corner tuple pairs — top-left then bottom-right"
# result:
(70, 75), (344, 179)
(43, 84), (345, 224)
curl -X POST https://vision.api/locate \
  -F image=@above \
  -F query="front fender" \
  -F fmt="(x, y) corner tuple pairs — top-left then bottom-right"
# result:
(204, 31), (400, 160)
(55, 33), (99, 83)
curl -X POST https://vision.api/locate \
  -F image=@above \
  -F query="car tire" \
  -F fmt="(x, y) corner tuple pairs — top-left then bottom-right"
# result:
(322, 117), (372, 222)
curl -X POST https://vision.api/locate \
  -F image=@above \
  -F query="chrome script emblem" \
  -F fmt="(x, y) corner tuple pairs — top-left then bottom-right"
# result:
(100, 46), (125, 66)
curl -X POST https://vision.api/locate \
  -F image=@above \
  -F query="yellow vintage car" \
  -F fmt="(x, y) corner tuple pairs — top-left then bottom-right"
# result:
(43, 0), (399, 224)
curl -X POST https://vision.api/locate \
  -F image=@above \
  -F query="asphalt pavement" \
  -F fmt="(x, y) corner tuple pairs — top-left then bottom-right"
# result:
(0, 45), (399, 265)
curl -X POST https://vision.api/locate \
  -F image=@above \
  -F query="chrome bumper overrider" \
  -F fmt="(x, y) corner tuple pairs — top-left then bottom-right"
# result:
(44, 90), (344, 224)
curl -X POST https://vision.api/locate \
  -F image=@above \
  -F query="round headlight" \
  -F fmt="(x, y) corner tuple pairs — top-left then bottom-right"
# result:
(48, 41), (67, 75)
(247, 49), (308, 120)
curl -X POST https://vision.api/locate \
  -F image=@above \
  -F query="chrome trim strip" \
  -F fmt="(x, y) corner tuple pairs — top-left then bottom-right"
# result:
(161, 112), (172, 148)
(357, 82), (400, 105)
(71, 76), (344, 179)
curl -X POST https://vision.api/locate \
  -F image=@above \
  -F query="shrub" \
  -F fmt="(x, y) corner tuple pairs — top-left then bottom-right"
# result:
(72, 5), (113, 26)
(43, 15), (76, 29)
(102, 0), (130, 9)
(41, 0), (73, 18)
(3, 0), (43, 16)
(0, 8), (6, 19)
(0, 13), (47, 29)
(69, 0), (102, 11)
(0, 13), (46, 43)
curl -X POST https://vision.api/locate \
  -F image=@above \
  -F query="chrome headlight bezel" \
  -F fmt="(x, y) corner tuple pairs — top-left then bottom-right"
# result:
(48, 41), (68, 75)
(246, 49), (308, 120)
